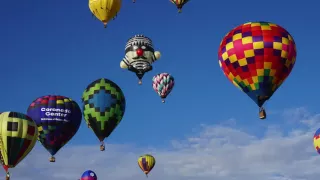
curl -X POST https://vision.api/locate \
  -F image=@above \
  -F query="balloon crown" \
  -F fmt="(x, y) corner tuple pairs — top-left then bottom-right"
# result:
(125, 34), (154, 50)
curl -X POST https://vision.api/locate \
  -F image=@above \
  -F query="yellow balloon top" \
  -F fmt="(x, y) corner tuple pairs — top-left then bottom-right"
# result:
(89, 0), (122, 27)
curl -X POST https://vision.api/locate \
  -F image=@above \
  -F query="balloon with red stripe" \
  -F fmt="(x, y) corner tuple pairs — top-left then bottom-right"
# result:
(138, 154), (155, 177)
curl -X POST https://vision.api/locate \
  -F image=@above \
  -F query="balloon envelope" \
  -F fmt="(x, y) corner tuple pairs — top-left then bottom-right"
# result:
(89, 0), (122, 27)
(170, 0), (190, 12)
(218, 21), (297, 107)
(138, 154), (156, 175)
(314, 128), (320, 154)
(120, 34), (161, 84)
(152, 73), (175, 101)
(27, 95), (82, 156)
(81, 170), (97, 180)
(0, 112), (38, 171)
(82, 78), (126, 142)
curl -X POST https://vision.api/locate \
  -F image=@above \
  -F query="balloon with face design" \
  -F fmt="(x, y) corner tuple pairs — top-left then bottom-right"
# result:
(120, 34), (161, 85)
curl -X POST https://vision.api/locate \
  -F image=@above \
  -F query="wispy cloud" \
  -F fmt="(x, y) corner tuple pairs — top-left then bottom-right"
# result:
(2, 107), (319, 180)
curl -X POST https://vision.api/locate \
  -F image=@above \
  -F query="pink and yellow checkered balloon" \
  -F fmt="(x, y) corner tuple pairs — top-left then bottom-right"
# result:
(218, 22), (297, 107)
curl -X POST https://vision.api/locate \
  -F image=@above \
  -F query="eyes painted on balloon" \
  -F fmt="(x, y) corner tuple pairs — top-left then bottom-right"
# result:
(133, 45), (146, 50)
(126, 44), (154, 54)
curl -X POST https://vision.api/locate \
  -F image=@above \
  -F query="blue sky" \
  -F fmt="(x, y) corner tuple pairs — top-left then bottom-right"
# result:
(0, 0), (319, 179)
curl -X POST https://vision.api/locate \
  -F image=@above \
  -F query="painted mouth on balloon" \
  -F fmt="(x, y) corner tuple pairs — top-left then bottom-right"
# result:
(132, 56), (147, 59)
(131, 61), (151, 71)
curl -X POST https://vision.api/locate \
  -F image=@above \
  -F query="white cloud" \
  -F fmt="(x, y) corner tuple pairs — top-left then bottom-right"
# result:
(1, 107), (319, 180)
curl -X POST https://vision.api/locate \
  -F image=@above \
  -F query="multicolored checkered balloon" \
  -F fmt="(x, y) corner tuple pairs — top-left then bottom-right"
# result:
(218, 22), (297, 117)
(152, 73), (175, 103)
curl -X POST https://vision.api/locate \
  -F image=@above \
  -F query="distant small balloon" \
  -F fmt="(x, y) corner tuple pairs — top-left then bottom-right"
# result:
(170, 0), (190, 13)
(152, 73), (175, 103)
(314, 128), (320, 154)
(81, 170), (97, 180)
(138, 154), (156, 177)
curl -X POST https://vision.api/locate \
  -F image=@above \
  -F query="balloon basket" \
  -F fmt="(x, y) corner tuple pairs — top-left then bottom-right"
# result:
(5, 172), (10, 180)
(100, 145), (105, 151)
(49, 156), (55, 162)
(161, 99), (165, 103)
(138, 80), (142, 85)
(259, 108), (266, 119)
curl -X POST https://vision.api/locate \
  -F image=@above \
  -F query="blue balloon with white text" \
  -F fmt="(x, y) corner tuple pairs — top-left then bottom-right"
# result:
(27, 95), (82, 160)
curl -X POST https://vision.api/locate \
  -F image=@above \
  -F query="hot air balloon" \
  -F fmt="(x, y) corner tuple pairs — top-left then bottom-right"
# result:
(314, 128), (320, 154)
(120, 34), (161, 85)
(170, 0), (189, 13)
(218, 22), (296, 119)
(0, 112), (38, 180)
(138, 154), (155, 177)
(82, 78), (125, 151)
(80, 170), (97, 180)
(27, 95), (82, 162)
(152, 73), (175, 103)
(89, 0), (122, 28)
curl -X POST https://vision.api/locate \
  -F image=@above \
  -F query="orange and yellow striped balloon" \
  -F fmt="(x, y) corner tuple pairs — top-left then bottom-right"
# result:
(138, 154), (155, 177)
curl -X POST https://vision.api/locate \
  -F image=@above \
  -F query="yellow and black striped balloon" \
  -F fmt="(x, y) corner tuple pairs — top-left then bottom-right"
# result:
(0, 112), (38, 178)
(138, 154), (155, 177)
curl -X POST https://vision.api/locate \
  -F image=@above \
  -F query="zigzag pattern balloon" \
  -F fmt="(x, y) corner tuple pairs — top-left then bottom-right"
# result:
(152, 73), (175, 103)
